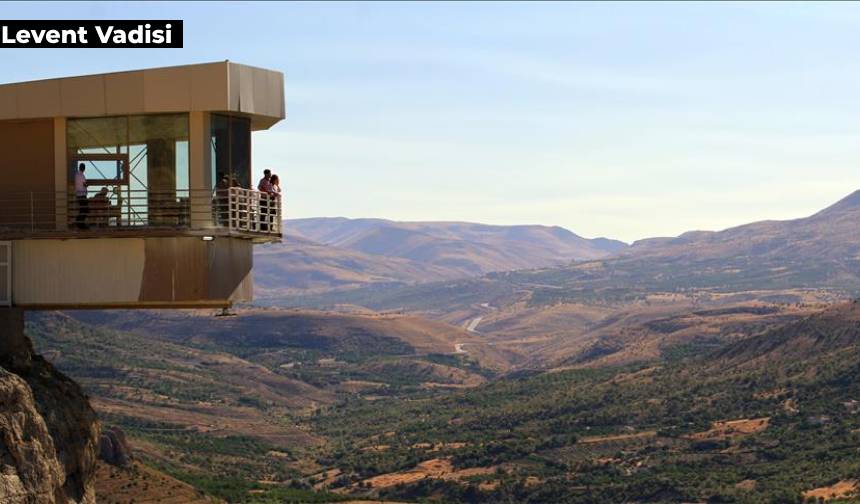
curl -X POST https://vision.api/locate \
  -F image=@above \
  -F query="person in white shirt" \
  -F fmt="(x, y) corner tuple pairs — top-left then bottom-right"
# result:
(268, 174), (283, 231)
(74, 163), (89, 229)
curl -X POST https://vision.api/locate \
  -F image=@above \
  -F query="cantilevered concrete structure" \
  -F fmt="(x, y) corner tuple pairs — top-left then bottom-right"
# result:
(0, 61), (285, 309)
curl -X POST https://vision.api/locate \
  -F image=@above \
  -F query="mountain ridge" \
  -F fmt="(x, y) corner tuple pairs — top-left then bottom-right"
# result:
(255, 218), (629, 297)
(282, 217), (628, 276)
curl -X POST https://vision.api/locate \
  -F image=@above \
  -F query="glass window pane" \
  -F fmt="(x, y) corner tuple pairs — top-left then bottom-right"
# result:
(230, 116), (251, 189)
(128, 114), (189, 226)
(210, 114), (251, 189)
(210, 114), (230, 190)
(67, 116), (128, 154)
(67, 113), (189, 228)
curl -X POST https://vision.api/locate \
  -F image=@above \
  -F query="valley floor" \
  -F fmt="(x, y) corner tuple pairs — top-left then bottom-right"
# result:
(27, 288), (860, 503)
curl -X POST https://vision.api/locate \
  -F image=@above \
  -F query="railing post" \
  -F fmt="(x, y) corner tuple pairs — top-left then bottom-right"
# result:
(228, 187), (234, 231)
(277, 195), (282, 234)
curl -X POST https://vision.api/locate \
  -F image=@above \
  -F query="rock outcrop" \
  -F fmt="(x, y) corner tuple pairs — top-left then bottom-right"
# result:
(99, 427), (133, 468)
(0, 308), (99, 503)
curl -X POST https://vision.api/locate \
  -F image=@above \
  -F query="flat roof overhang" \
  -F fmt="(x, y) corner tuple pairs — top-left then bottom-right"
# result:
(0, 61), (285, 130)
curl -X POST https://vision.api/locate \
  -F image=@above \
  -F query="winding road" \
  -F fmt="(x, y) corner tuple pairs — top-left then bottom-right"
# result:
(465, 316), (483, 333)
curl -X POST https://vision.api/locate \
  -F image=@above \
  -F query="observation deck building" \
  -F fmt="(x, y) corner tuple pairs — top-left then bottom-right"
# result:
(0, 61), (285, 309)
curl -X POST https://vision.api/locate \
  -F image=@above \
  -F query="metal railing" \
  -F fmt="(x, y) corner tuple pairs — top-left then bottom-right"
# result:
(225, 187), (282, 235)
(0, 188), (281, 238)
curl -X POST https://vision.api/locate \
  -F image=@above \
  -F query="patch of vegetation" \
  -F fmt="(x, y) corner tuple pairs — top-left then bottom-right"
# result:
(306, 312), (860, 502)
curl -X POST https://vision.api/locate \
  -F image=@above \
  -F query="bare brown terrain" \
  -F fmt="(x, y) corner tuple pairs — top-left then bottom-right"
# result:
(360, 458), (497, 489)
(70, 307), (512, 371)
(423, 288), (837, 370)
(685, 418), (770, 441)
(802, 480), (858, 502)
(95, 461), (217, 504)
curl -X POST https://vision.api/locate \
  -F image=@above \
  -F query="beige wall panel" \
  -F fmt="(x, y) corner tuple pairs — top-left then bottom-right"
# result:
(172, 238), (209, 300)
(237, 65), (256, 114)
(0, 119), (54, 190)
(138, 238), (175, 300)
(139, 237), (207, 301)
(0, 119), (55, 229)
(208, 237), (252, 301)
(268, 71), (285, 119)
(2, 62), (284, 125)
(11, 237), (254, 307)
(252, 67), (269, 117)
(190, 62), (229, 111)
(227, 63), (241, 112)
(0, 85), (17, 119)
(60, 75), (106, 117)
(15, 80), (61, 119)
(104, 71), (145, 115)
(144, 67), (192, 113)
(12, 238), (145, 305)
(230, 272), (253, 302)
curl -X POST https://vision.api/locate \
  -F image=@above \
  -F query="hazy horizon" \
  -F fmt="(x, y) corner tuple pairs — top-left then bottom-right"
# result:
(286, 183), (856, 244)
(4, 2), (860, 242)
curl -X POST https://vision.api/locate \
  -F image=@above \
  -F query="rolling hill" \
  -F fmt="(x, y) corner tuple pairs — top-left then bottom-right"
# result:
(499, 189), (860, 303)
(262, 191), (860, 372)
(253, 235), (463, 296)
(282, 218), (627, 277)
(278, 189), (860, 314)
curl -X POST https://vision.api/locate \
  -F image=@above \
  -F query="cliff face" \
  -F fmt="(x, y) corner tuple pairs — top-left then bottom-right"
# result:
(0, 309), (99, 504)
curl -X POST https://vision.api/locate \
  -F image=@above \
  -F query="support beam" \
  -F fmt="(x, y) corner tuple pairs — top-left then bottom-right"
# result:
(53, 117), (67, 231)
(189, 111), (212, 228)
(0, 308), (30, 371)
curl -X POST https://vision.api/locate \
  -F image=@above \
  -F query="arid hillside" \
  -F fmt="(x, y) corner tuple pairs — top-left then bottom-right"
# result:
(27, 307), (512, 501)
(69, 308), (512, 371)
(276, 190), (860, 326)
(713, 299), (860, 366)
(94, 461), (218, 504)
(258, 192), (860, 376)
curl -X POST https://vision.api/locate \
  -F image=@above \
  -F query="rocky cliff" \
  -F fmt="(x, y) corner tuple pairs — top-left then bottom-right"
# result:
(0, 308), (99, 503)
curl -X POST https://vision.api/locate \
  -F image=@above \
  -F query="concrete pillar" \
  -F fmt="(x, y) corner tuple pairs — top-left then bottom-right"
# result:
(189, 111), (213, 228)
(53, 118), (68, 231)
(0, 308), (31, 371)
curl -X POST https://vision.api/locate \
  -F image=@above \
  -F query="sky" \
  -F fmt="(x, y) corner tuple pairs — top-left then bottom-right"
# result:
(3, 2), (860, 242)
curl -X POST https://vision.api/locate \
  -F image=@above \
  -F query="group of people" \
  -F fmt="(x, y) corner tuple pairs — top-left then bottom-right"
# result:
(74, 163), (116, 229)
(257, 169), (282, 231)
(75, 162), (283, 231)
(211, 169), (283, 229)
(256, 169), (282, 197)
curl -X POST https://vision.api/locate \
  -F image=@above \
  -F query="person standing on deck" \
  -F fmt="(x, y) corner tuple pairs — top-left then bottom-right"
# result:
(256, 169), (273, 230)
(74, 163), (89, 229)
(257, 169), (273, 193)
